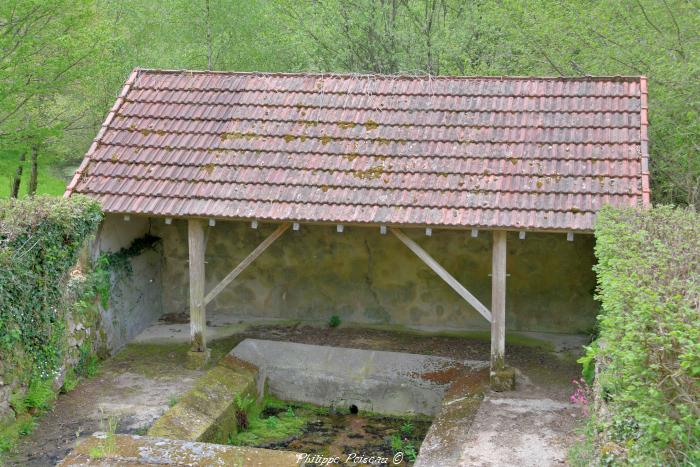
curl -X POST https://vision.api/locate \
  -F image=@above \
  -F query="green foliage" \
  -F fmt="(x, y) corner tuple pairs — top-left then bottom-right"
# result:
(285, 0), (699, 208)
(0, 196), (102, 385)
(75, 344), (100, 378)
(8, 392), (26, 416)
(264, 415), (279, 429)
(328, 315), (341, 328)
(0, 153), (65, 198)
(390, 432), (403, 452)
(0, 414), (34, 455)
(0, 0), (111, 197)
(234, 393), (256, 431)
(400, 422), (414, 437)
(582, 205), (700, 464)
(404, 442), (417, 462)
(390, 432), (418, 461)
(89, 415), (118, 459)
(101, 234), (161, 280)
(61, 368), (79, 393)
(2, 0), (697, 207)
(577, 343), (597, 386)
(23, 379), (56, 412)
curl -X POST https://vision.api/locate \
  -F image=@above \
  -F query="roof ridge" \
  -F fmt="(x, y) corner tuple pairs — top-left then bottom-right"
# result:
(133, 67), (644, 82)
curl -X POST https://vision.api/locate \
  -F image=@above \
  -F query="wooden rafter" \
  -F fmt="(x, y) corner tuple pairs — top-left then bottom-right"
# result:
(203, 223), (290, 306)
(390, 228), (492, 322)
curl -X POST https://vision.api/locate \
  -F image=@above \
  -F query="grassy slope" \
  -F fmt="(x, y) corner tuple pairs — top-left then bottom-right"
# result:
(0, 154), (67, 197)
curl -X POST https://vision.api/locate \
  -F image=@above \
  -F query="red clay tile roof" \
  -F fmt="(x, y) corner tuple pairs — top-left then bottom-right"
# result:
(66, 69), (650, 232)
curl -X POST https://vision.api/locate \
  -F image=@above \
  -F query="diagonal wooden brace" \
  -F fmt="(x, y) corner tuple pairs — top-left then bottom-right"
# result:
(390, 228), (492, 322)
(204, 223), (290, 306)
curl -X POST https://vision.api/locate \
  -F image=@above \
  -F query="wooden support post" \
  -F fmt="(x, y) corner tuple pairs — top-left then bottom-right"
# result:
(490, 230), (513, 390)
(188, 219), (207, 353)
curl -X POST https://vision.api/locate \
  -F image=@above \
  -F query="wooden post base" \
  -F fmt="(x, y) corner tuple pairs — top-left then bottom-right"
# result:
(490, 366), (515, 392)
(185, 349), (211, 370)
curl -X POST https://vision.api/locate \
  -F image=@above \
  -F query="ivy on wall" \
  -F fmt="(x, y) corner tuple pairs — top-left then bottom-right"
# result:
(0, 195), (102, 386)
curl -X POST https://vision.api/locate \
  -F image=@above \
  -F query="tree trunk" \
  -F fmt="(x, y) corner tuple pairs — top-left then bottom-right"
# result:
(10, 152), (26, 198)
(205, 0), (213, 70)
(28, 145), (38, 196)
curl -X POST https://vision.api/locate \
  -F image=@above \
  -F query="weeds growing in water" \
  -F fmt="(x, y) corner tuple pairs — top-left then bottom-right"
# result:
(234, 394), (256, 431)
(228, 395), (428, 461)
(391, 430), (418, 461)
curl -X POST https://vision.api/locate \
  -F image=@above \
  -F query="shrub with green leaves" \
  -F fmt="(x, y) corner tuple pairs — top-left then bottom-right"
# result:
(0, 195), (102, 389)
(585, 205), (699, 464)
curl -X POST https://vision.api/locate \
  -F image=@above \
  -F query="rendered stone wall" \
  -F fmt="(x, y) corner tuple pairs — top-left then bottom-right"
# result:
(151, 220), (598, 334)
(95, 215), (163, 352)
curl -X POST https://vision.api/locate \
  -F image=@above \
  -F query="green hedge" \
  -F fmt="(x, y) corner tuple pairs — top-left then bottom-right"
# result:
(0, 195), (102, 386)
(587, 205), (699, 465)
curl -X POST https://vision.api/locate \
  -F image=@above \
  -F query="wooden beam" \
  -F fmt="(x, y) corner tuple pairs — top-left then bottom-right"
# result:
(204, 223), (290, 305)
(390, 228), (492, 322)
(491, 230), (507, 371)
(188, 219), (206, 352)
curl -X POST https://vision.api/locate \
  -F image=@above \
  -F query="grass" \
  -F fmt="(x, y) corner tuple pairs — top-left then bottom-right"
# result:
(0, 361), (101, 460)
(0, 414), (35, 456)
(0, 151), (67, 198)
(0, 379), (56, 461)
(88, 415), (118, 459)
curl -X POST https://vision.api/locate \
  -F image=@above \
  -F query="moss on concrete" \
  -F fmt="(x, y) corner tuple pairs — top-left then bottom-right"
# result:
(185, 348), (210, 370)
(147, 355), (257, 444)
(490, 367), (516, 392)
(58, 433), (302, 466)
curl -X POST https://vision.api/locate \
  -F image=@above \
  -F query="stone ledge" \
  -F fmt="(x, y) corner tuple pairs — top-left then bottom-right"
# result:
(147, 355), (257, 443)
(414, 368), (489, 467)
(58, 432), (303, 466)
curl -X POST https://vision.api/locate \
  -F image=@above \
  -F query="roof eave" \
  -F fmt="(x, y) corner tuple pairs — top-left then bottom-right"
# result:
(64, 68), (142, 198)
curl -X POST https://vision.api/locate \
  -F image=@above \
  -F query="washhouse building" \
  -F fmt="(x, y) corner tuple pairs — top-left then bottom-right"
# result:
(66, 69), (649, 380)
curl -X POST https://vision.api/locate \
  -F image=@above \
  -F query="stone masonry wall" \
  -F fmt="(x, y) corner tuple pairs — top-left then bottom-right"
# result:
(151, 220), (598, 334)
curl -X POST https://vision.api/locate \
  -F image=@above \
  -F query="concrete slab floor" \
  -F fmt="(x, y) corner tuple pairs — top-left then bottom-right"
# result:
(5, 321), (586, 466)
(456, 370), (583, 467)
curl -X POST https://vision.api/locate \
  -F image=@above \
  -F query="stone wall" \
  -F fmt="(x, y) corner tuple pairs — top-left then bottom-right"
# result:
(95, 215), (163, 352)
(151, 220), (598, 334)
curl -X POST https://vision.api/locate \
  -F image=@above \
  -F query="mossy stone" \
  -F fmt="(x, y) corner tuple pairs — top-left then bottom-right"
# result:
(490, 367), (516, 392)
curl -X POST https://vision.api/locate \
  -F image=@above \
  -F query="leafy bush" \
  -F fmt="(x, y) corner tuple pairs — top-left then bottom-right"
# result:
(584, 205), (699, 464)
(328, 315), (341, 328)
(0, 195), (102, 386)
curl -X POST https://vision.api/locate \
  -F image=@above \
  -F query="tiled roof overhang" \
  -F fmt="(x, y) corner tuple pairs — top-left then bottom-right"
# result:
(66, 69), (650, 232)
